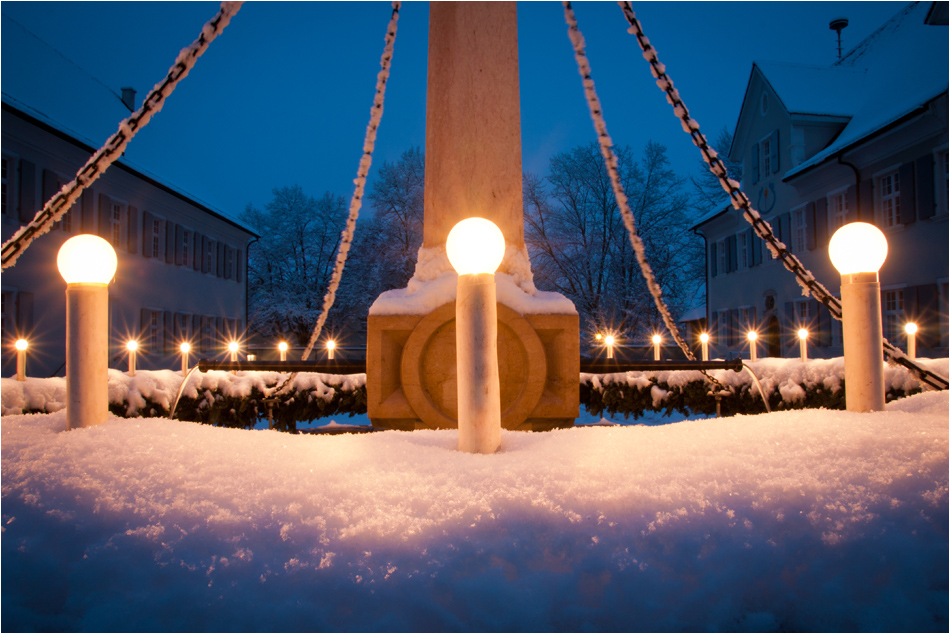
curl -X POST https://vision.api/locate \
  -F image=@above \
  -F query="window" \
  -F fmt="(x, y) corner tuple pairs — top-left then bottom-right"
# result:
(739, 306), (755, 333)
(147, 310), (160, 351)
(791, 206), (807, 254)
(201, 316), (215, 352)
(225, 247), (234, 279)
(827, 189), (848, 233)
(717, 310), (729, 348)
(176, 313), (191, 344)
(60, 208), (72, 233)
(761, 137), (772, 176)
(111, 203), (122, 245)
(1, 154), (16, 218)
(205, 240), (216, 274)
(1, 290), (12, 337)
(877, 171), (901, 228)
(181, 230), (191, 268)
(882, 289), (904, 342)
(738, 232), (749, 269)
(717, 239), (728, 275)
(150, 219), (161, 258)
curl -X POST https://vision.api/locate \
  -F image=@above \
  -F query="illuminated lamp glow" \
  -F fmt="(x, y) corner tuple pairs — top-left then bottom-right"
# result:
(828, 222), (888, 275)
(446, 218), (505, 275)
(15, 339), (28, 351)
(57, 234), (118, 284)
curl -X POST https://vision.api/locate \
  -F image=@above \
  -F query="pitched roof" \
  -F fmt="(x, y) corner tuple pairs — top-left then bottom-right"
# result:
(784, 1), (948, 178)
(755, 62), (866, 118)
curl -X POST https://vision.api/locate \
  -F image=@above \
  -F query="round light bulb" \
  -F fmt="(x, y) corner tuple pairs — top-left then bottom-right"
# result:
(126, 340), (138, 352)
(594, 333), (603, 341)
(57, 234), (118, 284)
(228, 341), (239, 353)
(180, 342), (191, 353)
(15, 339), (28, 351)
(604, 335), (615, 346)
(652, 334), (662, 344)
(278, 342), (288, 352)
(446, 217), (506, 275)
(699, 333), (709, 343)
(798, 328), (808, 340)
(326, 340), (336, 350)
(905, 322), (918, 335)
(828, 222), (888, 275)
(747, 331), (757, 342)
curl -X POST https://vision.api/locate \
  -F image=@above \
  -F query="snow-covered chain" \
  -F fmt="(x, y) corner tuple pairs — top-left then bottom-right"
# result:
(616, 1), (947, 391)
(299, 1), (401, 363)
(0, 2), (243, 270)
(562, 2), (698, 367)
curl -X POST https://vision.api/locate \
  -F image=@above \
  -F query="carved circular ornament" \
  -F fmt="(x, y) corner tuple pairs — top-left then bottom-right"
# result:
(400, 302), (547, 429)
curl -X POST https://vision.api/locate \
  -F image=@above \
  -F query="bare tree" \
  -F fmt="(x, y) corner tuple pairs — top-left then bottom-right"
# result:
(240, 185), (346, 344)
(690, 126), (743, 217)
(525, 141), (699, 337)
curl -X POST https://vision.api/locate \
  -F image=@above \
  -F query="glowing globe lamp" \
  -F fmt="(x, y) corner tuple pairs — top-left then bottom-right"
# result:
(57, 234), (117, 429)
(829, 222), (888, 412)
(57, 234), (118, 284)
(448, 217), (504, 454)
(828, 222), (887, 275)
(446, 217), (505, 275)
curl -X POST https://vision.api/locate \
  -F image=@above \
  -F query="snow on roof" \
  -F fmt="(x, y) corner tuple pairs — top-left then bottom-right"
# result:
(690, 202), (732, 231)
(756, 61), (866, 118)
(785, 1), (949, 178)
(678, 305), (705, 323)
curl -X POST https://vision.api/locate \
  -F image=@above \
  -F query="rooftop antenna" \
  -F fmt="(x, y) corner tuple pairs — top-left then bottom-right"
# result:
(829, 17), (849, 60)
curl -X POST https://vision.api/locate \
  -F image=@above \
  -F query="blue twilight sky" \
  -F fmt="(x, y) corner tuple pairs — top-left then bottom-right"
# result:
(1, 1), (906, 221)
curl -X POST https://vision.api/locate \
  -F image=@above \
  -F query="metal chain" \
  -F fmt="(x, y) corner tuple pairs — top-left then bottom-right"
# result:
(1, 1), (243, 270)
(562, 1), (730, 395)
(269, 1), (400, 398)
(618, 1), (948, 391)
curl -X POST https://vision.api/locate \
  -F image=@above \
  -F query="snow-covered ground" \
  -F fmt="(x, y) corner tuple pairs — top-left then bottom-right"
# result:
(2, 389), (947, 632)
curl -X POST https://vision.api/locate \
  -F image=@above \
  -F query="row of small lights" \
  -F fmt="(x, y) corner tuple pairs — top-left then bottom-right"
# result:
(11, 337), (338, 381)
(593, 320), (921, 363)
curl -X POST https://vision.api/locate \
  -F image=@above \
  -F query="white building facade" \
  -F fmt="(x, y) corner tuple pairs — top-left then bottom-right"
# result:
(693, 2), (948, 360)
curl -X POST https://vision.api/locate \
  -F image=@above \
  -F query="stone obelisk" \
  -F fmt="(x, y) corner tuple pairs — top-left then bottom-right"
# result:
(367, 1), (579, 431)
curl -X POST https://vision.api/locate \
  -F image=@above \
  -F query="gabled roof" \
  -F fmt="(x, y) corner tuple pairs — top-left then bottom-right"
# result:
(754, 62), (866, 118)
(784, 1), (948, 178)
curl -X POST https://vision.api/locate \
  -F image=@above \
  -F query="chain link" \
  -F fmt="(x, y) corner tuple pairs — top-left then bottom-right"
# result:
(1, 2), (243, 270)
(618, 1), (948, 391)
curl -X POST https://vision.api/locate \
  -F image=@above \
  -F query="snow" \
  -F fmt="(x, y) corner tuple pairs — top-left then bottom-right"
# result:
(369, 244), (576, 316)
(755, 61), (866, 117)
(3, 379), (948, 630)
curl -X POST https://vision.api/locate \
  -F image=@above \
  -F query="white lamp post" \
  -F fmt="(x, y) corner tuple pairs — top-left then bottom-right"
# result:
(126, 340), (138, 376)
(278, 341), (288, 362)
(699, 332), (709, 361)
(326, 339), (336, 360)
(747, 331), (758, 362)
(180, 342), (191, 376)
(15, 338), (28, 381)
(798, 328), (809, 361)
(604, 335), (616, 359)
(651, 334), (662, 361)
(57, 234), (117, 430)
(228, 341), (239, 362)
(447, 217), (505, 454)
(904, 322), (917, 360)
(829, 222), (888, 412)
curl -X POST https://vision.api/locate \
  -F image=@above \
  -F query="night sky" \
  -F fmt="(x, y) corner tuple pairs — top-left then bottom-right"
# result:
(2, 1), (905, 220)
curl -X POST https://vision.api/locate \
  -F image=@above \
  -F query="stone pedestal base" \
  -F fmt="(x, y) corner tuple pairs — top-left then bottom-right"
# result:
(367, 302), (578, 431)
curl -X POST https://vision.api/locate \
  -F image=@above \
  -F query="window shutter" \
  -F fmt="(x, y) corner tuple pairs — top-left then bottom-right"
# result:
(784, 301), (795, 351)
(216, 317), (226, 341)
(730, 309), (740, 347)
(913, 284), (939, 350)
(814, 197), (828, 248)
(194, 233), (203, 271)
(192, 315), (202, 350)
(915, 154), (936, 220)
(818, 303), (832, 347)
(845, 185), (858, 223)
(201, 237), (209, 273)
(752, 143), (760, 184)
(127, 206), (139, 253)
(710, 241), (718, 277)
(898, 162), (916, 225)
(727, 235), (737, 272)
(750, 307), (758, 331)
(858, 180), (873, 222)
(41, 169), (59, 219)
(217, 242), (225, 277)
(236, 249), (243, 283)
(98, 193), (112, 239)
(157, 220), (166, 261)
(224, 246), (233, 280)
(779, 213), (790, 248)
(18, 160), (36, 223)
(81, 189), (95, 232)
(165, 222), (175, 263)
(142, 211), (154, 258)
(709, 311), (719, 343)
(804, 202), (816, 251)
(769, 130), (779, 174)
(174, 225), (184, 265)
(751, 230), (762, 266)
(16, 292), (34, 332)
(141, 308), (151, 341)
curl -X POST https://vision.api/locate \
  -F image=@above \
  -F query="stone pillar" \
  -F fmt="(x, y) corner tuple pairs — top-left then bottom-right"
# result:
(366, 1), (579, 432)
(423, 1), (524, 254)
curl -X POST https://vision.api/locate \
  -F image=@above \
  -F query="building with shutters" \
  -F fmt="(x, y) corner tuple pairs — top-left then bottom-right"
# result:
(692, 1), (948, 360)
(2, 98), (258, 377)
